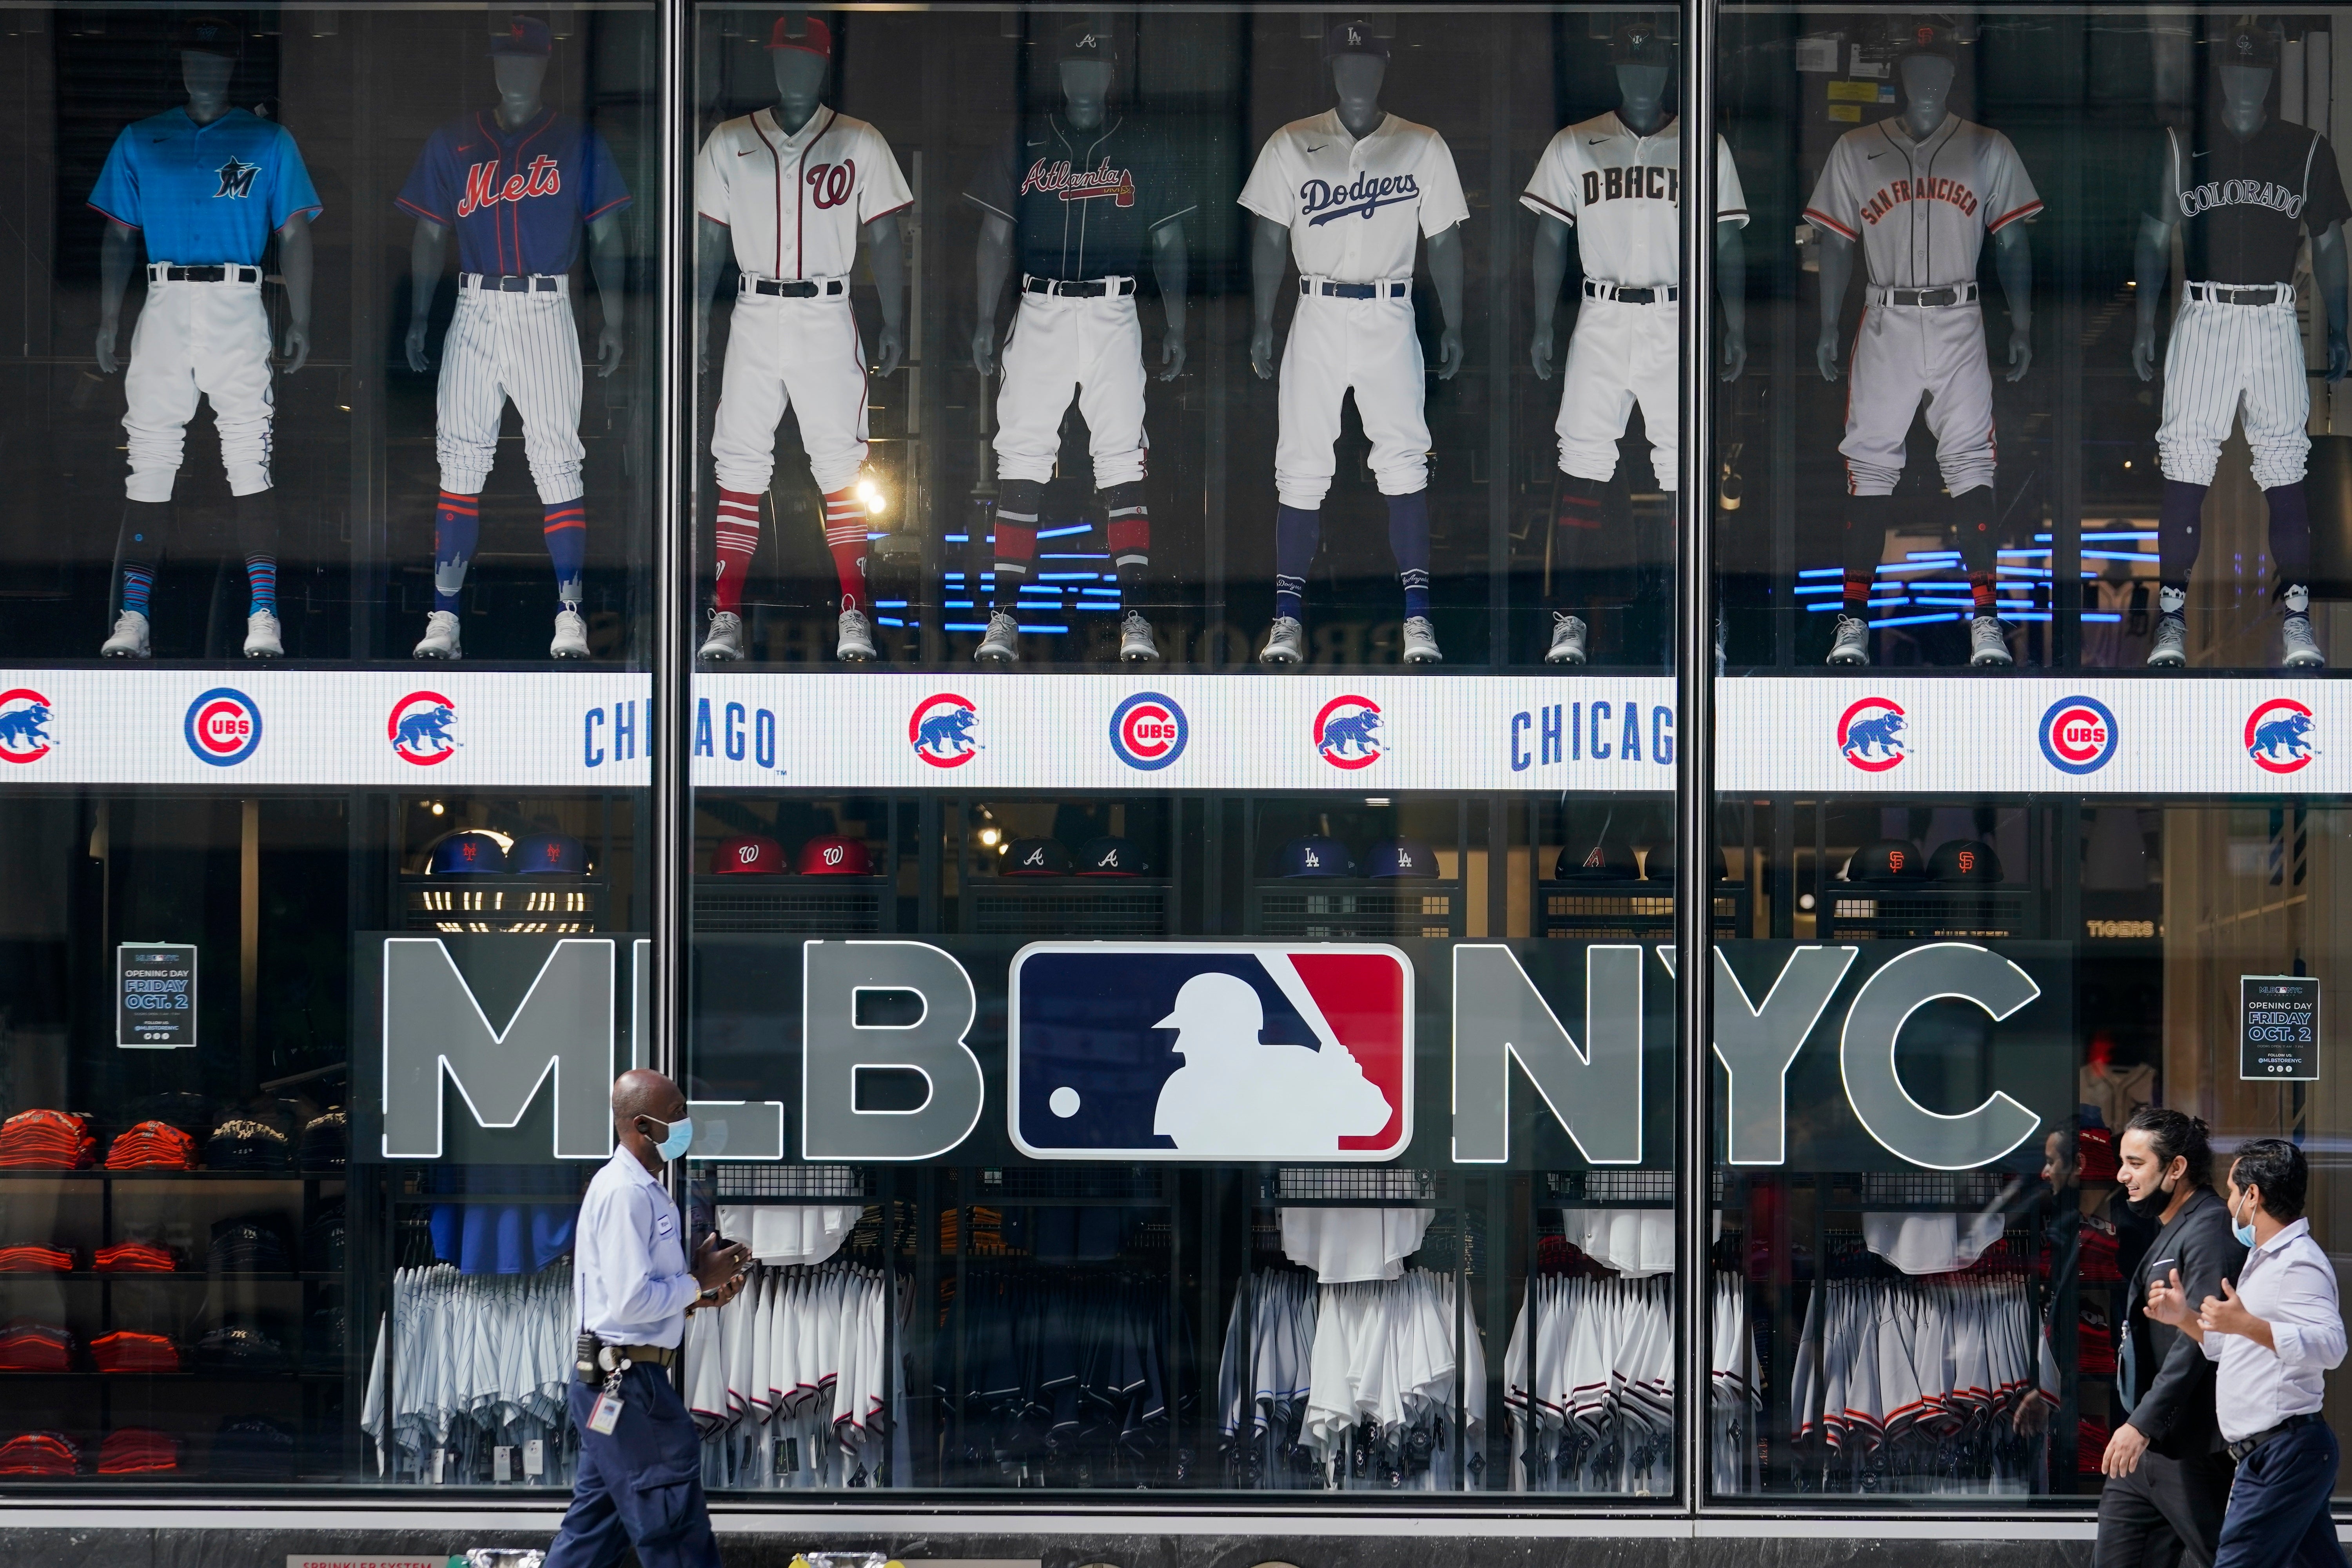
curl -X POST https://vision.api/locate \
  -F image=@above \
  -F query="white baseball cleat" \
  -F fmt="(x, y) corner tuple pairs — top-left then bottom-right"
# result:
(1258, 615), (1304, 665)
(975, 611), (1021, 665)
(1546, 612), (1588, 666)
(550, 609), (590, 660)
(101, 609), (151, 659)
(1827, 614), (1870, 666)
(2145, 613), (2187, 668)
(1119, 609), (1160, 663)
(1401, 615), (1443, 664)
(836, 607), (877, 662)
(413, 610), (462, 660)
(2281, 613), (2326, 669)
(1968, 615), (2013, 668)
(698, 610), (746, 662)
(243, 610), (284, 659)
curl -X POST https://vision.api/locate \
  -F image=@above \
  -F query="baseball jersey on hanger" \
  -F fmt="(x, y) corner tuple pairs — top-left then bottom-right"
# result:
(1239, 108), (1469, 283)
(89, 107), (323, 265)
(1802, 114), (2041, 289)
(965, 112), (1195, 281)
(396, 107), (630, 277)
(2158, 119), (2351, 285)
(1521, 112), (1749, 287)
(695, 105), (912, 281)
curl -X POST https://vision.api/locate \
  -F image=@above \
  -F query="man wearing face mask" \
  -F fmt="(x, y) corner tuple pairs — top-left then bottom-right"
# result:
(546, 1070), (749, 1568)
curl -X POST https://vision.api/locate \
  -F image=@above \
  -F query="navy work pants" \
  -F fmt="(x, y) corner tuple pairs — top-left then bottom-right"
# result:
(2212, 1421), (2348, 1568)
(546, 1362), (720, 1568)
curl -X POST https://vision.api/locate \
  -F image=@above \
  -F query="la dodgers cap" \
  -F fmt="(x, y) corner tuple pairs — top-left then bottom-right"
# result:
(510, 832), (587, 875)
(1278, 835), (1354, 878)
(1323, 18), (1390, 60)
(1847, 837), (1927, 884)
(1000, 837), (1074, 877)
(1058, 20), (1116, 62)
(767, 14), (833, 56)
(711, 833), (785, 875)
(797, 834), (872, 876)
(1077, 835), (1145, 876)
(1610, 21), (1672, 67)
(1894, 21), (1960, 60)
(2218, 21), (2282, 69)
(428, 830), (509, 876)
(1555, 834), (1637, 881)
(175, 15), (242, 58)
(1366, 839), (1438, 879)
(1928, 837), (2004, 884)
(490, 15), (554, 56)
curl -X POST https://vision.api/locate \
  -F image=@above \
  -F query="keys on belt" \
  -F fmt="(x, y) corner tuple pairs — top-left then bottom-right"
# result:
(740, 277), (846, 298)
(461, 273), (562, 293)
(2187, 281), (2292, 306)
(147, 264), (260, 284)
(1023, 276), (1135, 298)
(1301, 279), (1409, 299)
(1584, 280), (1679, 304)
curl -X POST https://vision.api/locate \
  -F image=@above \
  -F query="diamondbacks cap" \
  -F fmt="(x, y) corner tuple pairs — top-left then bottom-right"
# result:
(798, 834), (871, 876)
(2218, 21), (2281, 69)
(1077, 835), (1145, 876)
(1556, 835), (1637, 882)
(1058, 21), (1115, 62)
(490, 15), (553, 56)
(1848, 837), (1926, 884)
(1641, 841), (1733, 883)
(711, 834), (784, 875)
(767, 14), (833, 55)
(175, 15), (243, 57)
(1610, 21), (1672, 66)
(1367, 839), (1438, 879)
(1928, 837), (2004, 884)
(510, 832), (586, 875)
(1323, 18), (1390, 60)
(1001, 837), (1073, 877)
(1278, 835), (1354, 878)
(428, 830), (508, 876)
(1895, 21), (1960, 60)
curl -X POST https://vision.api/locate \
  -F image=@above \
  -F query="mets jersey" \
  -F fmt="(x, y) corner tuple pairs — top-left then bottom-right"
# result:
(89, 107), (322, 265)
(695, 105), (912, 281)
(396, 107), (631, 276)
(1802, 115), (2041, 289)
(966, 113), (1194, 281)
(1521, 113), (1750, 287)
(1238, 109), (1468, 283)
(2159, 120), (2352, 285)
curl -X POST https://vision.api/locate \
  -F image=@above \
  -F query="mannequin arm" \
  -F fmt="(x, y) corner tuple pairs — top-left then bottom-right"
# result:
(95, 220), (139, 374)
(587, 212), (626, 378)
(404, 219), (448, 373)
(864, 210), (905, 377)
(1993, 220), (2033, 381)
(1425, 221), (1464, 381)
(1813, 227), (1853, 382)
(276, 213), (313, 375)
(2314, 221), (2349, 382)
(1150, 218), (1187, 379)
(2132, 214), (2173, 382)
(1249, 213), (1290, 380)
(695, 215), (732, 376)
(970, 212), (1013, 375)
(1716, 218), (1747, 381)
(1530, 214), (1570, 380)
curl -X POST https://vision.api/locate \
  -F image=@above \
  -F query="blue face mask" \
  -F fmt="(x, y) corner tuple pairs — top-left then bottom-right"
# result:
(646, 1114), (693, 1162)
(2232, 1192), (2258, 1249)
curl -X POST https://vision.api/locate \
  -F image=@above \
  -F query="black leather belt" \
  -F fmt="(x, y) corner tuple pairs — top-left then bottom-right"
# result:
(1881, 285), (1974, 307)
(744, 278), (844, 298)
(1584, 280), (1678, 304)
(1024, 276), (1134, 297)
(2189, 282), (2291, 306)
(1302, 279), (1408, 299)
(572, 1342), (677, 1382)
(152, 264), (259, 283)
(463, 273), (561, 293)
(2227, 1411), (2322, 1463)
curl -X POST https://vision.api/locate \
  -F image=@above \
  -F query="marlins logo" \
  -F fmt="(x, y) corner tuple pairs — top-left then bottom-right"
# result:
(1838, 696), (1907, 773)
(2038, 695), (2118, 775)
(2247, 698), (2318, 775)
(909, 693), (982, 768)
(1314, 694), (1385, 770)
(389, 691), (459, 767)
(214, 157), (259, 200)
(1008, 942), (1412, 1161)
(1109, 691), (1187, 770)
(0, 688), (53, 764)
(184, 687), (262, 768)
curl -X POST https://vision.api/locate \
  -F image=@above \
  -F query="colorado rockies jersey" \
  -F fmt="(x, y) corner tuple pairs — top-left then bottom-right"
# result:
(2158, 120), (2352, 286)
(88, 107), (322, 265)
(1802, 115), (2042, 290)
(1238, 109), (1469, 283)
(1520, 113), (1750, 289)
(694, 105), (912, 282)
(966, 113), (1194, 281)
(396, 107), (631, 277)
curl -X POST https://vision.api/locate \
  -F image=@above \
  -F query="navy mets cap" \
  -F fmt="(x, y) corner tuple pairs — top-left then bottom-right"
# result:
(1366, 839), (1438, 879)
(510, 832), (587, 876)
(428, 830), (509, 875)
(490, 15), (554, 56)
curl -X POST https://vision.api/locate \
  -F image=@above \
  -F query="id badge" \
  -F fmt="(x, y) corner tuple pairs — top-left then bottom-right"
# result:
(588, 1390), (624, 1435)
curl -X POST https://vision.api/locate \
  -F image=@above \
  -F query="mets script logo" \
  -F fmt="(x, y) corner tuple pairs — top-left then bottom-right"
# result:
(388, 691), (459, 767)
(458, 155), (562, 218)
(1109, 692), (1188, 770)
(807, 160), (855, 210)
(1314, 695), (1384, 770)
(1301, 171), (1421, 226)
(1838, 696), (1907, 773)
(184, 687), (262, 768)
(909, 693), (981, 768)
(1021, 157), (1136, 208)
(0, 688), (53, 764)
(213, 157), (258, 200)
(2247, 698), (2318, 775)
(2038, 695), (2119, 775)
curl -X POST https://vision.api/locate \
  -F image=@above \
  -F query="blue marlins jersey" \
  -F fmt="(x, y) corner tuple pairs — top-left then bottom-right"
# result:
(88, 107), (323, 265)
(397, 107), (630, 278)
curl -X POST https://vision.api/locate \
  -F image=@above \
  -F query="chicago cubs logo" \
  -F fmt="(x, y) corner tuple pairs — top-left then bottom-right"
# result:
(808, 160), (855, 210)
(2246, 698), (2318, 774)
(388, 691), (460, 767)
(1314, 695), (1384, 770)
(1837, 696), (1908, 773)
(184, 688), (261, 768)
(2038, 696), (2119, 775)
(0, 688), (53, 764)
(909, 693), (982, 768)
(1109, 692), (1188, 771)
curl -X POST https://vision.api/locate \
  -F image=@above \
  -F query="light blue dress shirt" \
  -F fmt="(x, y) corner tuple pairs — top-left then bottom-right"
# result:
(573, 1148), (699, 1349)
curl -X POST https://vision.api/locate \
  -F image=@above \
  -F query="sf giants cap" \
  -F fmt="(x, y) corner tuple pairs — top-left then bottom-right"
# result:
(1322, 18), (1390, 60)
(767, 14), (833, 56)
(711, 834), (784, 875)
(2219, 21), (2282, 69)
(1058, 21), (1116, 63)
(174, 15), (242, 58)
(1848, 837), (1926, 884)
(1928, 837), (2004, 884)
(428, 830), (509, 876)
(1895, 21), (1960, 60)
(797, 834), (871, 876)
(1609, 21), (1673, 66)
(510, 832), (586, 876)
(490, 15), (554, 56)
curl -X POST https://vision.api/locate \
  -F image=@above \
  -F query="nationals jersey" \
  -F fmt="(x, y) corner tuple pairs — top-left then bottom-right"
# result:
(966, 113), (1194, 281)
(1521, 114), (1749, 288)
(2159, 121), (2352, 285)
(396, 107), (631, 276)
(1802, 115), (2042, 289)
(695, 105), (912, 281)
(89, 107), (322, 265)
(1238, 109), (1469, 283)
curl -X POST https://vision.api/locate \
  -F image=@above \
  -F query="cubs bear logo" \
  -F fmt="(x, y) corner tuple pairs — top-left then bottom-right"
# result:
(1838, 696), (1908, 773)
(2246, 698), (2318, 775)
(0, 689), (53, 764)
(184, 688), (262, 768)
(2038, 696), (2118, 775)
(909, 693), (982, 768)
(1314, 695), (1385, 770)
(389, 691), (460, 767)
(1109, 692), (1188, 771)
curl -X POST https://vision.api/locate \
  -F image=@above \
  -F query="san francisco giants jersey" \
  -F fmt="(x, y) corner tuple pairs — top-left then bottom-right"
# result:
(966, 113), (1194, 281)
(1521, 113), (1749, 288)
(2157, 120), (2351, 286)
(1802, 115), (2042, 289)
(89, 107), (322, 265)
(694, 105), (912, 281)
(396, 107), (631, 277)
(1238, 109), (1469, 283)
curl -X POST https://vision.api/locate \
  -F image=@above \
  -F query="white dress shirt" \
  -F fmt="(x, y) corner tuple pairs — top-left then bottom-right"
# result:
(573, 1148), (699, 1348)
(2200, 1216), (2346, 1441)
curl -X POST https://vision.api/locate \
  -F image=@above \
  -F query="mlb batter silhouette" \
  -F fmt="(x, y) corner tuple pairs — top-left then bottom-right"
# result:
(1149, 972), (1390, 1156)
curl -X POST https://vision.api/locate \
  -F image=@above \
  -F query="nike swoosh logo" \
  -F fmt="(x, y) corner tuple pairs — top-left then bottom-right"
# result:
(1306, 143), (1327, 153)
(1867, 151), (1889, 160)
(737, 149), (755, 156)
(1587, 136), (1609, 145)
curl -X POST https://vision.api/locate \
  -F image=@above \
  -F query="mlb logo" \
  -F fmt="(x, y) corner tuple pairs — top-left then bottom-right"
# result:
(1009, 942), (1413, 1161)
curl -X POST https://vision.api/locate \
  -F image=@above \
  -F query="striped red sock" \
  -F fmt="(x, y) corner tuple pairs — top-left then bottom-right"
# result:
(822, 487), (868, 610)
(713, 489), (761, 614)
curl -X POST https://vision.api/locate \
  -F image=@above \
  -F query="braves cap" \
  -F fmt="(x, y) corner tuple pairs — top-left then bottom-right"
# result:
(428, 830), (509, 876)
(1928, 837), (2004, 884)
(1366, 839), (1438, 879)
(798, 834), (872, 876)
(2218, 21), (2282, 69)
(711, 834), (784, 875)
(1556, 835), (1637, 882)
(510, 832), (587, 876)
(1323, 18), (1390, 60)
(1894, 21), (1960, 60)
(767, 14), (833, 56)
(1610, 21), (1672, 66)
(1278, 835), (1354, 878)
(1000, 837), (1073, 877)
(1848, 837), (1926, 884)
(490, 15), (554, 56)
(1077, 835), (1145, 876)
(175, 15), (242, 58)
(1058, 20), (1115, 63)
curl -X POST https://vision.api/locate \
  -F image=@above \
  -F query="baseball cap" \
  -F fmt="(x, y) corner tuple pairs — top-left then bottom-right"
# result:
(490, 15), (554, 56)
(1000, 837), (1073, 877)
(1894, 21), (1960, 60)
(798, 834), (872, 876)
(2217, 21), (2282, 69)
(510, 832), (587, 876)
(766, 14), (833, 56)
(1077, 835), (1145, 876)
(1366, 839), (1438, 879)
(1322, 18), (1390, 60)
(1927, 837), (2004, 884)
(1277, 835), (1354, 878)
(711, 834), (784, 875)
(1847, 837), (1927, 884)
(175, 15), (242, 58)
(1057, 20), (1115, 63)
(428, 830), (509, 876)
(1610, 21), (1672, 67)
(1556, 834), (1637, 882)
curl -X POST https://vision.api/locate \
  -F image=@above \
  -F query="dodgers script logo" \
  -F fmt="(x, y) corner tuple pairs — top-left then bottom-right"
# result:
(2038, 696), (2119, 775)
(1314, 695), (1385, 770)
(2247, 698), (2318, 775)
(184, 688), (262, 768)
(1008, 942), (1412, 1161)
(1020, 157), (1136, 208)
(0, 688), (53, 764)
(1301, 171), (1421, 226)
(909, 694), (982, 768)
(1109, 692), (1188, 771)
(1838, 696), (1907, 773)
(389, 691), (460, 767)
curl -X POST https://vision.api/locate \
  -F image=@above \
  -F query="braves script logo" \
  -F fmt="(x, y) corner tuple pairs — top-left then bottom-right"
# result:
(1301, 171), (1421, 226)
(459, 155), (562, 219)
(1314, 695), (1385, 770)
(213, 158), (259, 200)
(0, 688), (53, 764)
(1021, 157), (1136, 208)
(2038, 696), (2119, 775)
(808, 159), (856, 210)
(1838, 696), (1908, 773)
(2247, 698), (2318, 775)
(1109, 691), (1188, 771)
(389, 691), (460, 767)
(909, 694), (982, 768)
(1859, 175), (1981, 227)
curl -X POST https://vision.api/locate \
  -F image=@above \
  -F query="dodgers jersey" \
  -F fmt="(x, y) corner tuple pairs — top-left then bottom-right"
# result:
(1521, 113), (1749, 288)
(2158, 120), (2352, 286)
(1802, 115), (2042, 290)
(89, 107), (322, 265)
(965, 113), (1195, 281)
(695, 105), (911, 281)
(1238, 109), (1469, 283)
(396, 107), (631, 277)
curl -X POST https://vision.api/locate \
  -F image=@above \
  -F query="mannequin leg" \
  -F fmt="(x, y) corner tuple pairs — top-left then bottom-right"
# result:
(1273, 505), (1321, 622)
(1386, 489), (1431, 617)
(991, 478), (1042, 610)
(114, 499), (171, 621)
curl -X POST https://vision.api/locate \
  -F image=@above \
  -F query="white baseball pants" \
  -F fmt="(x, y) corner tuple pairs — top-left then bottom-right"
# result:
(436, 281), (586, 505)
(122, 276), (273, 503)
(710, 288), (869, 495)
(1840, 302), (1996, 498)
(1557, 296), (1679, 491)
(1276, 288), (1430, 509)
(2157, 294), (2309, 489)
(993, 287), (1148, 489)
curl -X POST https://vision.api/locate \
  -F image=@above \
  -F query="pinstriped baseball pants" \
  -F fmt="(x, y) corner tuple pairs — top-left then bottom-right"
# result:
(436, 285), (586, 504)
(2157, 296), (2309, 490)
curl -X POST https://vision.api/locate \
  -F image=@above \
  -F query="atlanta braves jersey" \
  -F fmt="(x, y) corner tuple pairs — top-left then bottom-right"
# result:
(1521, 113), (1749, 287)
(2159, 120), (2351, 285)
(1802, 115), (2042, 289)
(396, 107), (630, 276)
(89, 107), (322, 265)
(1239, 109), (1469, 283)
(695, 105), (912, 281)
(966, 113), (1194, 281)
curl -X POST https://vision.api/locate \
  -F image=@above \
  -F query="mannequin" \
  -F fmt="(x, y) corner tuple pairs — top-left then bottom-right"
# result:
(2132, 23), (2349, 670)
(93, 19), (318, 659)
(1240, 21), (1468, 666)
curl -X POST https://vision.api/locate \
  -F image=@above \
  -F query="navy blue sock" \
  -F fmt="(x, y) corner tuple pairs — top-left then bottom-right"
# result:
(1274, 504), (1320, 621)
(1387, 488), (1432, 618)
(2266, 480), (2312, 588)
(2159, 478), (2208, 595)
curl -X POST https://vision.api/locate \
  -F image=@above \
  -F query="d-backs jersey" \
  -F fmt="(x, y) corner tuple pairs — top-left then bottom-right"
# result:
(396, 107), (631, 277)
(1521, 113), (1750, 289)
(695, 105), (912, 281)
(965, 113), (1195, 282)
(88, 107), (322, 266)
(2158, 120), (2352, 286)
(1238, 109), (1469, 283)
(1802, 115), (2042, 290)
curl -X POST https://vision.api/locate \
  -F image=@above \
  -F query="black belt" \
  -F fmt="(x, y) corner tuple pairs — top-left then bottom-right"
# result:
(744, 278), (845, 298)
(572, 1342), (677, 1382)
(1584, 280), (1678, 304)
(463, 273), (561, 293)
(2189, 282), (2291, 306)
(1302, 279), (1408, 299)
(152, 264), (259, 283)
(2227, 1412), (2322, 1463)
(1024, 276), (1134, 297)
(1881, 286), (1973, 307)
